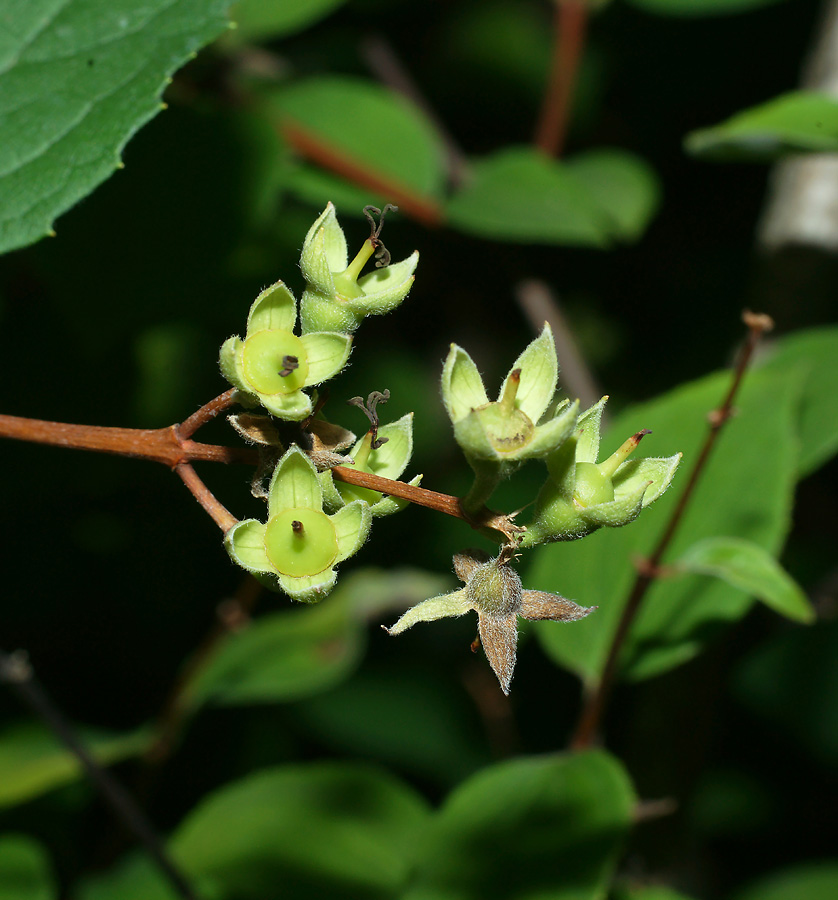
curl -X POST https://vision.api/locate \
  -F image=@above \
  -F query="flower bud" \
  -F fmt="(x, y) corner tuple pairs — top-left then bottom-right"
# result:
(522, 397), (681, 546)
(299, 203), (418, 333)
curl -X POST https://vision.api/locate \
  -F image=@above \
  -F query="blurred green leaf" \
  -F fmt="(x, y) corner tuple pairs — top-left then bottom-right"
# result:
(685, 92), (838, 161)
(530, 363), (801, 683)
(446, 147), (658, 246)
(0, 0), (232, 255)
(759, 326), (838, 477)
(626, 0), (786, 17)
(0, 722), (149, 808)
(612, 886), (697, 900)
(676, 536), (814, 624)
(293, 668), (490, 785)
(729, 862), (838, 900)
(267, 76), (445, 207)
(170, 763), (431, 899)
(0, 835), (54, 900)
(446, 147), (609, 246)
(733, 620), (838, 767)
(78, 854), (221, 900)
(687, 767), (774, 837)
(404, 750), (635, 900)
(228, 0), (345, 42)
(565, 149), (661, 242)
(185, 595), (364, 708)
(185, 568), (448, 708)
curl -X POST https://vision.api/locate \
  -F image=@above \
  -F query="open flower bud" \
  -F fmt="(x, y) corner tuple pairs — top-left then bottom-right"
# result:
(522, 397), (681, 547)
(224, 447), (371, 602)
(220, 280), (352, 421)
(299, 203), (418, 333)
(441, 324), (579, 511)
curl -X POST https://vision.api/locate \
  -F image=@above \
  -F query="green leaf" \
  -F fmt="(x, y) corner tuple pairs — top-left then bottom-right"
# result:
(685, 92), (838, 162)
(676, 536), (814, 624)
(564, 149), (661, 242)
(446, 147), (659, 246)
(267, 75), (445, 204)
(0, 722), (149, 808)
(78, 854), (221, 900)
(0, 0), (232, 255)
(612, 886), (698, 900)
(0, 835), (54, 900)
(758, 326), (838, 477)
(529, 363), (801, 683)
(293, 667), (491, 786)
(729, 862), (838, 900)
(404, 750), (635, 900)
(626, 0), (785, 17)
(170, 763), (431, 899)
(185, 596), (363, 707)
(446, 147), (610, 247)
(733, 620), (838, 767)
(227, 0), (345, 42)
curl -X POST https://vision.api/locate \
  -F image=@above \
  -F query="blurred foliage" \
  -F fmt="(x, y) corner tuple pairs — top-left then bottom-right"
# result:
(1, 0), (837, 899)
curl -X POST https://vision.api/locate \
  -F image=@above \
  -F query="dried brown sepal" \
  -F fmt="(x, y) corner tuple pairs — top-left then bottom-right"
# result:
(520, 592), (596, 622)
(306, 418), (356, 454)
(453, 549), (490, 582)
(228, 413), (283, 447)
(478, 613), (518, 696)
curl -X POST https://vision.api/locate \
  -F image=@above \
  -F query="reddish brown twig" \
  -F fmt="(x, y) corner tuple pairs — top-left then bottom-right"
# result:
(280, 119), (444, 227)
(534, 0), (589, 157)
(177, 388), (237, 440)
(570, 311), (775, 750)
(0, 400), (513, 538)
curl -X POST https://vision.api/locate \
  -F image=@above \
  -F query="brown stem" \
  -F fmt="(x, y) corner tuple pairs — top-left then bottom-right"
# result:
(175, 463), (237, 532)
(361, 34), (471, 190)
(280, 119), (444, 227)
(0, 414), (255, 467)
(0, 406), (513, 536)
(570, 311), (774, 750)
(534, 0), (589, 158)
(177, 388), (237, 440)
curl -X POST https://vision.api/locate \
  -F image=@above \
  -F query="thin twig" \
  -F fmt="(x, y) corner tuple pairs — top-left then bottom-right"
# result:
(177, 389), (237, 440)
(175, 463), (237, 532)
(0, 650), (200, 900)
(0, 404), (513, 537)
(534, 0), (589, 157)
(279, 119), (444, 226)
(361, 33), (471, 190)
(570, 311), (775, 750)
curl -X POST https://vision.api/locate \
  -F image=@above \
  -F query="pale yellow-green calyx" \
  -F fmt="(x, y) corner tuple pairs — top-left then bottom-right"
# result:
(264, 508), (338, 577)
(332, 239), (375, 300)
(219, 276), (352, 421)
(299, 204), (418, 334)
(523, 398), (681, 548)
(242, 330), (309, 395)
(224, 446), (371, 602)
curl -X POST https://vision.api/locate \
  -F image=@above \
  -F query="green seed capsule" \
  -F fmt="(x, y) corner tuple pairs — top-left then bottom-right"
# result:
(573, 461), (615, 507)
(242, 330), (309, 395)
(264, 508), (338, 577)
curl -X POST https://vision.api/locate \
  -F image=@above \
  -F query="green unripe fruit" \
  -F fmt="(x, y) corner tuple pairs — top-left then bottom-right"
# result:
(467, 561), (522, 616)
(264, 508), (338, 577)
(573, 462), (615, 507)
(242, 330), (309, 395)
